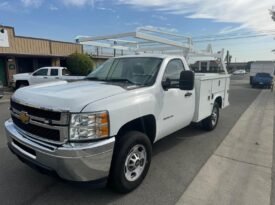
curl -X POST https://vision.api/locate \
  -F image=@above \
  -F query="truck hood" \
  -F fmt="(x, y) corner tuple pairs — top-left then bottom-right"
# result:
(12, 81), (127, 112)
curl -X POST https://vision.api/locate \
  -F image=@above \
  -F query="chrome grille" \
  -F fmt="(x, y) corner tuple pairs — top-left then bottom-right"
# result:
(10, 99), (69, 125)
(10, 99), (69, 144)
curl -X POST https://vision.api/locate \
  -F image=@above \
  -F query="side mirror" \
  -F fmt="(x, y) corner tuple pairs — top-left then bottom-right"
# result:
(179, 70), (194, 90)
(162, 78), (171, 90)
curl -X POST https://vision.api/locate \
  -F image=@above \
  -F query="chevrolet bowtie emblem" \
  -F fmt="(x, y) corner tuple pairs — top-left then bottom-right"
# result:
(19, 111), (30, 124)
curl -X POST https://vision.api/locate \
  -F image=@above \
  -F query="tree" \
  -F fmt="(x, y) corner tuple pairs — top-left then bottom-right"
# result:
(66, 53), (94, 75)
(225, 50), (232, 65)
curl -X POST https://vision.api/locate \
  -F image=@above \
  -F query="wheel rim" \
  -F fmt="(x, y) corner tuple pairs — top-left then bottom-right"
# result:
(211, 106), (218, 126)
(124, 144), (147, 182)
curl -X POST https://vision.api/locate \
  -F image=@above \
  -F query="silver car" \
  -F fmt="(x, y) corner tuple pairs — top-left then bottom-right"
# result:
(0, 81), (3, 99)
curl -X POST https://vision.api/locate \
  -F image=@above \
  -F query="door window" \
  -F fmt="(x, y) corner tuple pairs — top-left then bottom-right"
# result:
(50, 69), (58, 76)
(163, 59), (185, 82)
(33, 69), (48, 76)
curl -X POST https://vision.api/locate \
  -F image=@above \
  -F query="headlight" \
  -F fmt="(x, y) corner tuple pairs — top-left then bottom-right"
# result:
(69, 111), (109, 141)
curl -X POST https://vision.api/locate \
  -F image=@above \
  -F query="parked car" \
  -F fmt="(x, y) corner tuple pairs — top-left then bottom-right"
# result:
(12, 67), (85, 89)
(5, 55), (230, 193)
(252, 72), (273, 88)
(250, 61), (275, 85)
(0, 81), (3, 99)
(232, 69), (246, 75)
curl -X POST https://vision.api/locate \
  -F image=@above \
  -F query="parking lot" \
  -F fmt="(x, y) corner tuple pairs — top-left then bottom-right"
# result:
(0, 75), (264, 205)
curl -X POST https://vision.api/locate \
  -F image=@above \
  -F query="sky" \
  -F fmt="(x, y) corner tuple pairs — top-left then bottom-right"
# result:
(0, 0), (275, 62)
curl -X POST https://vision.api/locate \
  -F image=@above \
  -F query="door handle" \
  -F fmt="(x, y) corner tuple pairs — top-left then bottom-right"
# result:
(43, 77), (48, 79)
(185, 92), (192, 97)
(55, 77), (60, 79)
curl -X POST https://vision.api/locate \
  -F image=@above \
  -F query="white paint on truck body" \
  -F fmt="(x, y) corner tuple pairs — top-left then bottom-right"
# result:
(12, 55), (230, 143)
(12, 67), (85, 87)
(193, 73), (230, 122)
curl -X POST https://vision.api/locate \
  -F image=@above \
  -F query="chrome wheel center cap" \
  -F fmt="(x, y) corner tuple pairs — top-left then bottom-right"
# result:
(124, 144), (147, 182)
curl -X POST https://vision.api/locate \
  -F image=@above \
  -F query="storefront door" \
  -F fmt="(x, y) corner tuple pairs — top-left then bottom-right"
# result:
(0, 59), (6, 85)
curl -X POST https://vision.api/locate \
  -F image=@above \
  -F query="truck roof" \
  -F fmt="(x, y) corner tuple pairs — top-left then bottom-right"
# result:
(113, 54), (183, 59)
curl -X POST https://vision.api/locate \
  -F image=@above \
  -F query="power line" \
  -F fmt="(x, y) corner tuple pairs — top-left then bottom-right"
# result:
(193, 33), (275, 43)
(192, 29), (275, 40)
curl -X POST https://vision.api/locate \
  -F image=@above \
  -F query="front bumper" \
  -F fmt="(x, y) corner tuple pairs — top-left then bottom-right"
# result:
(5, 119), (115, 182)
(253, 82), (272, 86)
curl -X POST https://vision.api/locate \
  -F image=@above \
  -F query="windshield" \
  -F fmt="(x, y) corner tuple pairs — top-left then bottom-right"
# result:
(256, 73), (271, 77)
(87, 57), (163, 86)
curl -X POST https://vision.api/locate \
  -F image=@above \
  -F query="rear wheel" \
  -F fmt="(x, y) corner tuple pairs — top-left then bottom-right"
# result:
(202, 102), (219, 131)
(109, 131), (152, 193)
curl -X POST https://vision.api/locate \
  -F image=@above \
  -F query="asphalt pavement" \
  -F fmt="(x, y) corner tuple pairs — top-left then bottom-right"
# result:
(177, 89), (274, 205)
(0, 75), (262, 205)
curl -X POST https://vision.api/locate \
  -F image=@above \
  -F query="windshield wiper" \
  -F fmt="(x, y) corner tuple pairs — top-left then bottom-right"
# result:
(106, 78), (136, 85)
(86, 77), (104, 81)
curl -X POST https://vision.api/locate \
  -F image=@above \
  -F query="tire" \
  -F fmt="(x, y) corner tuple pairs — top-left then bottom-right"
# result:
(249, 77), (253, 85)
(202, 102), (219, 131)
(109, 131), (152, 193)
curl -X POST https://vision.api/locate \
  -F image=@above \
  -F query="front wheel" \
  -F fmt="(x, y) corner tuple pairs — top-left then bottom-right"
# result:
(202, 102), (219, 131)
(108, 131), (152, 193)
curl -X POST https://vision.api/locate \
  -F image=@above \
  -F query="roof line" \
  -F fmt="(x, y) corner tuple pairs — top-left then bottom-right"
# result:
(3, 25), (80, 46)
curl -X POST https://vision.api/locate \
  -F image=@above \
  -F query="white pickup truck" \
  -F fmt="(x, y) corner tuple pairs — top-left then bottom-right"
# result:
(12, 67), (85, 89)
(5, 54), (230, 193)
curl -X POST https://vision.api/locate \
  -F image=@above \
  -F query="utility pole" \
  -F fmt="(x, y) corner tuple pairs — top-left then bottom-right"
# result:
(270, 6), (275, 21)
(270, 6), (275, 56)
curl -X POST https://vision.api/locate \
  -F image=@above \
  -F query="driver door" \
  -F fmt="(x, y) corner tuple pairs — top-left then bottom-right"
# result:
(158, 59), (195, 139)
(30, 68), (49, 84)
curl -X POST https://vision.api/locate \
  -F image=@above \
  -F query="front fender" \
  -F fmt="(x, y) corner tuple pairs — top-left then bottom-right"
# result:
(82, 87), (159, 137)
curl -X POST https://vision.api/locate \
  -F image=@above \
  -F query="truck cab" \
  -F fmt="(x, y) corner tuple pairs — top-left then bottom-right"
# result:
(5, 54), (230, 193)
(12, 67), (84, 89)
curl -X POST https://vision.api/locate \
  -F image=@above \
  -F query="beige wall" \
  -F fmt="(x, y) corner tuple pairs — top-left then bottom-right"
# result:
(0, 27), (82, 56)
(91, 57), (108, 67)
